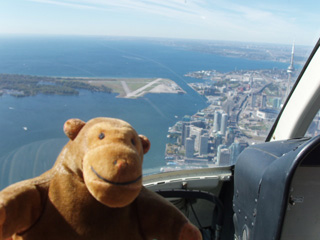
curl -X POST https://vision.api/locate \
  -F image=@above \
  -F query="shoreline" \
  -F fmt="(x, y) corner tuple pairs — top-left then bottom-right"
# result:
(0, 74), (186, 98)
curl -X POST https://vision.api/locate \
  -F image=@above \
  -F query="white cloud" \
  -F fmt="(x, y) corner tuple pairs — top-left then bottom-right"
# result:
(27, 0), (99, 10)
(22, 0), (320, 44)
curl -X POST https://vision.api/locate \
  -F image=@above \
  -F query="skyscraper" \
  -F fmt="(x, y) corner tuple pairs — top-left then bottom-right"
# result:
(288, 42), (295, 74)
(261, 94), (267, 108)
(199, 134), (209, 155)
(285, 42), (295, 98)
(217, 145), (230, 166)
(225, 127), (235, 146)
(220, 113), (228, 135)
(181, 122), (190, 146)
(214, 111), (221, 132)
(190, 126), (206, 151)
(185, 137), (195, 158)
(214, 133), (223, 150)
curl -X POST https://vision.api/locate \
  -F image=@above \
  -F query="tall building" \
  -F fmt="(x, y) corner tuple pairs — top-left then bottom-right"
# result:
(190, 126), (206, 152)
(199, 134), (209, 155)
(181, 122), (190, 146)
(185, 137), (195, 158)
(288, 42), (295, 74)
(285, 42), (295, 98)
(261, 94), (267, 108)
(217, 145), (230, 166)
(214, 133), (223, 150)
(213, 111), (221, 132)
(225, 127), (235, 146)
(220, 113), (228, 135)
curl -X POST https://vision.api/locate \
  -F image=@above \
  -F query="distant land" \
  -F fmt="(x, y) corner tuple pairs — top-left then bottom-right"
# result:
(157, 39), (311, 65)
(0, 74), (185, 98)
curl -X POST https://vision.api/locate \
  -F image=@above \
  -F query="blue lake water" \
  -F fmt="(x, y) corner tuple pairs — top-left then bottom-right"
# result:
(0, 36), (288, 189)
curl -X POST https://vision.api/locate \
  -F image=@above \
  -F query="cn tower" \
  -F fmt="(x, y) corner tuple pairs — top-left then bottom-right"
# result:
(285, 42), (295, 98)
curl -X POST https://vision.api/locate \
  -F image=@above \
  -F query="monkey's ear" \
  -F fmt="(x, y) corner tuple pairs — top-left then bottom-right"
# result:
(139, 135), (151, 154)
(63, 119), (86, 140)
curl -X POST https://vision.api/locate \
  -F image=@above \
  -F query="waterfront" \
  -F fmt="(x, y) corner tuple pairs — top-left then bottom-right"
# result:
(0, 36), (293, 189)
(164, 68), (297, 171)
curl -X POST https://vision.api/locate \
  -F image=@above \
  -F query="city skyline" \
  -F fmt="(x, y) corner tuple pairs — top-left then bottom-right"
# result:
(164, 57), (304, 169)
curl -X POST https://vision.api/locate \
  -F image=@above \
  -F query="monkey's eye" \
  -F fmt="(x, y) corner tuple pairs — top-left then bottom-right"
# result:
(131, 138), (136, 146)
(99, 133), (105, 140)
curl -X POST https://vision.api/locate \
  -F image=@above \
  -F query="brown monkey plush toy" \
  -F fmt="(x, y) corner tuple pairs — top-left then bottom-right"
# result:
(0, 117), (202, 240)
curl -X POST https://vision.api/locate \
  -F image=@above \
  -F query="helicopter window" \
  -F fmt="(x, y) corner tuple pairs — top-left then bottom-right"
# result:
(0, 1), (319, 190)
(305, 110), (320, 138)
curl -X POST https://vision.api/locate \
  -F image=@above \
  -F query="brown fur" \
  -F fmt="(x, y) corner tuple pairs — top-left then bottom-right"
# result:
(0, 117), (202, 240)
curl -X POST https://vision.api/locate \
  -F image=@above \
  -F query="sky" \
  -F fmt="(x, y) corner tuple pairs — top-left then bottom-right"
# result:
(1, 0), (320, 45)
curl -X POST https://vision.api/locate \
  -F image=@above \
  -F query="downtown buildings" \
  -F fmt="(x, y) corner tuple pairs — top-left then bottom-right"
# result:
(166, 108), (249, 167)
